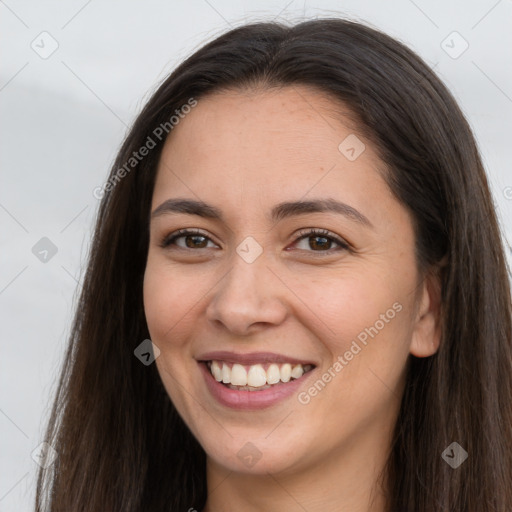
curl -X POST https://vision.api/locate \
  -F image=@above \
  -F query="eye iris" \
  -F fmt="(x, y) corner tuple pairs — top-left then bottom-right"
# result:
(310, 236), (331, 250)
(186, 235), (207, 248)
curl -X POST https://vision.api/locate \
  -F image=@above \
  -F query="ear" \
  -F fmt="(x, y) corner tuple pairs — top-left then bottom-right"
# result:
(409, 268), (443, 358)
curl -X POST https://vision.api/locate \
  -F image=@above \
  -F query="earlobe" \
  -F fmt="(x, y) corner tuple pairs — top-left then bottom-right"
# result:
(409, 269), (443, 358)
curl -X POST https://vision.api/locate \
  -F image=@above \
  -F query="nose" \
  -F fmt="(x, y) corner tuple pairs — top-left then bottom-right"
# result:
(205, 249), (289, 336)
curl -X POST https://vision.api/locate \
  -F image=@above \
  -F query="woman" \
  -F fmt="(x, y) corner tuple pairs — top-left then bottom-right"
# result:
(35, 18), (512, 512)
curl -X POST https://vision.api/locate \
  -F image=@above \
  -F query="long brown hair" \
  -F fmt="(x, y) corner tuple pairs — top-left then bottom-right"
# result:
(35, 19), (512, 511)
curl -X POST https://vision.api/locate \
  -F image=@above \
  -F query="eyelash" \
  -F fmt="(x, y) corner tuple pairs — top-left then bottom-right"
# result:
(159, 228), (350, 254)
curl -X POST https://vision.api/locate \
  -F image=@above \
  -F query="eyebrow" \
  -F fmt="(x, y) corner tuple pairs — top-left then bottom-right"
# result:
(151, 198), (373, 228)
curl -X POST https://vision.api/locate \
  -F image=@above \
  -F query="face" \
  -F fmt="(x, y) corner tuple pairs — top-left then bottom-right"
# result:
(143, 86), (440, 477)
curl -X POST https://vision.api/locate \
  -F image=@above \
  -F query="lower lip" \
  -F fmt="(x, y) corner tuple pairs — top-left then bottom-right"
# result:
(199, 362), (313, 410)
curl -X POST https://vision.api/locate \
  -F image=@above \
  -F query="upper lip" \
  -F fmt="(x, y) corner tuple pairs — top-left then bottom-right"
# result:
(196, 351), (317, 367)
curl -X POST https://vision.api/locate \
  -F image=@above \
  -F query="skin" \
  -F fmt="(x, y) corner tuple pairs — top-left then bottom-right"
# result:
(143, 86), (442, 512)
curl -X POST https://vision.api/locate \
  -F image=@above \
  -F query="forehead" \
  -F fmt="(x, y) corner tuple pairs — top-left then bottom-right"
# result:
(152, 86), (393, 221)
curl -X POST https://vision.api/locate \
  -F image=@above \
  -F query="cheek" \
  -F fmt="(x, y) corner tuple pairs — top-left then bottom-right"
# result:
(296, 271), (403, 346)
(297, 274), (410, 421)
(292, 268), (415, 408)
(143, 256), (225, 354)
(143, 261), (197, 405)
(143, 258), (196, 346)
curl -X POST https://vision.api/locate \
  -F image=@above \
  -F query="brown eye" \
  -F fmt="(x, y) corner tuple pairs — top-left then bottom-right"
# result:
(183, 234), (208, 248)
(293, 228), (349, 253)
(160, 229), (218, 250)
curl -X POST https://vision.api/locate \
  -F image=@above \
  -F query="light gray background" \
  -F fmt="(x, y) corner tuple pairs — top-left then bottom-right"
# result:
(1, 1), (511, 510)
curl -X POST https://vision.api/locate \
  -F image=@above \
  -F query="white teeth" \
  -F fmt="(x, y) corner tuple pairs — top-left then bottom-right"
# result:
(280, 363), (291, 383)
(291, 364), (304, 379)
(247, 364), (267, 387)
(209, 360), (312, 388)
(266, 364), (281, 384)
(221, 363), (231, 384)
(231, 364), (247, 386)
(211, 361), (222, 381)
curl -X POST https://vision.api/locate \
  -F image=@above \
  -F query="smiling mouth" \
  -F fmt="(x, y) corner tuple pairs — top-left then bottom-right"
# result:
(205, 360), (315, 391)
